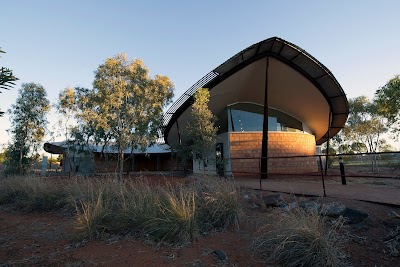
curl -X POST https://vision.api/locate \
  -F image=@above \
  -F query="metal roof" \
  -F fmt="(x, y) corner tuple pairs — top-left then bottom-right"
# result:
(44, 141), (171, 155)
(161, 37), (348, 146)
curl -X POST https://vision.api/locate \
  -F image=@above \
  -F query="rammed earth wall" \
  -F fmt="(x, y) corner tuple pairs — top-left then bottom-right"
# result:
(229, 132), (318, 174)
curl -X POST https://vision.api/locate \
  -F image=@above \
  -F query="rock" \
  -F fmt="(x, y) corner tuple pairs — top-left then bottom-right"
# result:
(342, 208), (368, 224)
(382, 219), (400, 230)
(262, 194), (283, 207)
(321, 202), (346, 217)
(300, 201), (321, 213)
(214, 249), (228, 261)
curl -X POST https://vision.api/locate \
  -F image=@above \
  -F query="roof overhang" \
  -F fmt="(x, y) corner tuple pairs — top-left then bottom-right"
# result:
(162, 37), (348, 146)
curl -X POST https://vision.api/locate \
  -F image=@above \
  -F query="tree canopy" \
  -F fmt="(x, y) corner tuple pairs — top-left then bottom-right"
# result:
(60, 54), (174, 178)
(375, 75), (400, 137)
(185, 88), (218, 173)
(6, 83), (50, 174)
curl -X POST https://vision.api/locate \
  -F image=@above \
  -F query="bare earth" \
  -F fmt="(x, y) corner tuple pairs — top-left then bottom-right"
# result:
(1, 178), (400, 266)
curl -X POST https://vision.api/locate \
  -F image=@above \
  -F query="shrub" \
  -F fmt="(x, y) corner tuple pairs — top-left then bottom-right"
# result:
(252, 208), (347, 267)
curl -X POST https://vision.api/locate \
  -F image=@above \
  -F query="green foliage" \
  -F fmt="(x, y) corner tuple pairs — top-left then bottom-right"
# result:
(375, 75), (400, 139)
(375, 75), (400, 123)
(6, 83), (50, 174)
(340, 96), (388, 172)
(252, 208), (346, 267)
(185, 88), (218, 172)
(62, 54), (174, 179)
(3, 144), (38, 175)
(343, 96), (387, 153)
(0, 48), (18, 116)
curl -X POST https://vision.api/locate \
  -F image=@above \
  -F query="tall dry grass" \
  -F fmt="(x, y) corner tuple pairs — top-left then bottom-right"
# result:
(190, 175), (242, 231)
(252, 207), (347, 267)
(0, 174), (242, 244)
(0, 175), (67, 211)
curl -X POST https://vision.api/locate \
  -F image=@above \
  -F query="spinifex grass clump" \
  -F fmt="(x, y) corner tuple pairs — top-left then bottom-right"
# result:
(252, 208), (347, 267)
(73, 191), (114, 239)
(0, 174), (243, 245)
(0, 175), (67, 211)
(190, 175), (242, 232)
(72, 175), (242, 244)
(146, 185), (198, 243)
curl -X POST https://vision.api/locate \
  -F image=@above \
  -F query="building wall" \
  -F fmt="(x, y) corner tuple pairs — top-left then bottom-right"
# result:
(93, 153), (177, 173)
(229, 132), (318, 174)
(192, 133), (230, 175)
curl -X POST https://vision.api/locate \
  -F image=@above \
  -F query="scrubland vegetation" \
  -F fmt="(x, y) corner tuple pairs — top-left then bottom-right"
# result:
(0, 174), (355, 266)
(0, 175), (242, 244)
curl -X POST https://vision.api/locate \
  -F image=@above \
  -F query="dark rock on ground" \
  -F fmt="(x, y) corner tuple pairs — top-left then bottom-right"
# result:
(382, 219), (400, 230)
(342, 208), (368, 224)
(300, 201), (321, 213)
(321, 202), (346, 217)
(214, 249), (228, 261)
(262, 194), (283, 207)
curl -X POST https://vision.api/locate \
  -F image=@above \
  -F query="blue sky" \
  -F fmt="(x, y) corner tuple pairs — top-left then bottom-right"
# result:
(1, 0), (400, 147)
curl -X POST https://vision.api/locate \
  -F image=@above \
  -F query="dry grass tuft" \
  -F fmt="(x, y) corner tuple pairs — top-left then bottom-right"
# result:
(252, 207), (347, 267)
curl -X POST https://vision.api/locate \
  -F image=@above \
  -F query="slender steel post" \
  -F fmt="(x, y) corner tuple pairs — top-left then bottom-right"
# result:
(324, 109), (332, 175)
(261, 57), (270, 182)
(318, 155), (327, 197)
(339, 157), (346, 185)
(176, 120), (182, 145)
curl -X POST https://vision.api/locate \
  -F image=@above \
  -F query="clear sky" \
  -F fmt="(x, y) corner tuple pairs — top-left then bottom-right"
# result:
(1, 0), (400, 148)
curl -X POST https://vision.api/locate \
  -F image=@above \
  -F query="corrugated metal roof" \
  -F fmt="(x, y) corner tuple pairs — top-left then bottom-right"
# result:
(44, 141), (170, 154)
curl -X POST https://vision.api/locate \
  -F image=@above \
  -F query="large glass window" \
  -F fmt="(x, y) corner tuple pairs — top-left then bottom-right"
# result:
(217, 103), (303, 133)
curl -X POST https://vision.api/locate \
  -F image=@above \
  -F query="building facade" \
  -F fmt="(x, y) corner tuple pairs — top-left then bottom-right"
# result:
(161, 37), (349, 176)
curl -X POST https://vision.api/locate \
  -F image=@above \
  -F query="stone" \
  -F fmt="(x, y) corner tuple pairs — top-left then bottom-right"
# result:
(342, 208), (368, 224)
(382, 219), (400, 230)
(321, 202), (346, 217)
(262, 194), (283, 207)
(214, 249), (228, 261)
(300, 201), (321, 213)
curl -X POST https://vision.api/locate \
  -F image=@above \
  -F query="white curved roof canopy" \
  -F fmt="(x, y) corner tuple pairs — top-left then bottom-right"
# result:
(162, 37), (348, 146)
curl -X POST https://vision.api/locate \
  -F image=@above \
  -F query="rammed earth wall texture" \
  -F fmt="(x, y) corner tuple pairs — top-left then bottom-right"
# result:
(229, 132), (318, 174)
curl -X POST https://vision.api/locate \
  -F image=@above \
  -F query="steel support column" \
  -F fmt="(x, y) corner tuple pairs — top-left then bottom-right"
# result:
(261, 57), (270, 180)
(324, 109), (332, 175)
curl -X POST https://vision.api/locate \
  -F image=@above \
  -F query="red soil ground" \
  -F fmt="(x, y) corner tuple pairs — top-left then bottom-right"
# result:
(1, 175), (400, 266)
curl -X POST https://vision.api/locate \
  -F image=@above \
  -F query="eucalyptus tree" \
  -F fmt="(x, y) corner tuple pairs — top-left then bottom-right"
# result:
(342, 96), (387, 171)
(79, 54), (174, 179)
(7, 83), (50, 174)
(375, 75), (400, 137)
(185, 88), (218, 173)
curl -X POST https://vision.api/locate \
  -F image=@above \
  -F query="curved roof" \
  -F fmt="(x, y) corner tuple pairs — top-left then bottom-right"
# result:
(162, 37), (348, 146)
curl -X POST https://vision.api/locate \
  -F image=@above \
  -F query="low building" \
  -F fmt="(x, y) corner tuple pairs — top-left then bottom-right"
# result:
(43, 142), (176, 174)
(161, 37), (349, 175)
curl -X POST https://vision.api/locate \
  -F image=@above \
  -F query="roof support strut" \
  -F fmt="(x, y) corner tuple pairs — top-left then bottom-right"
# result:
(261, 57), (270, 180)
